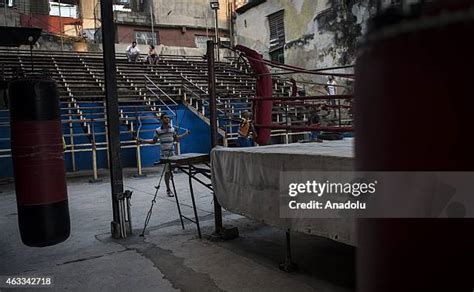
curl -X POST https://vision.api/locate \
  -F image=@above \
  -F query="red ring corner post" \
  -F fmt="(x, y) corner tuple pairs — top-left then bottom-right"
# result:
(235, 45), (273, 145)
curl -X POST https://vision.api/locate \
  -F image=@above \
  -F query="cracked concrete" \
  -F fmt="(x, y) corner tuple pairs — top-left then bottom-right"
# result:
(0, 167), (354, 291)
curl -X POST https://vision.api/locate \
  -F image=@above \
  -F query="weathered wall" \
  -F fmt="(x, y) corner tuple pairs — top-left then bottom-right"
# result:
(235, 0), (378, 69)
(112, 0), (231, 46)
(153, 0), (230, 30)
(116, 24), (228, 48)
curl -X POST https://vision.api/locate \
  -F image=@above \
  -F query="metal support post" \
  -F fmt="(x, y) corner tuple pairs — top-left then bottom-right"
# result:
(176, 141), (181, 155)
(89, 120), (102, 183)
(207, 40), (222, 233)
(92, 144), (98, 181)
(279, 229), (298, 272)
(104, 105), (110, 169)
(136, 142), (143, 176)
(170, 167), (185, 230)
(133, 122), (146, 178)
(214, 9), (220, 61)
(100, 0), (127, 238)
(68, 104), (76, 171)
(123, 190), (133, 234)
(207, 40), (238, 240)
(188, 164), (202, 238)
(338, 99), (342, 128)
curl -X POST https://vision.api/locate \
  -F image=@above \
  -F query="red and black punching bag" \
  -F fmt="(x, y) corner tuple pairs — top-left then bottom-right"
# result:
(355, 0), (474, 291)
(9, 77), (70, 247)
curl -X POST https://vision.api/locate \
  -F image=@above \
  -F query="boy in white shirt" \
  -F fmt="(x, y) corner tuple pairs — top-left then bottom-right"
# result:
(126, 41), (140, 62)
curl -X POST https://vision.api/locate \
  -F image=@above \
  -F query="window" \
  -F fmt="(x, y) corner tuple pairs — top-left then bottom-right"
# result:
(114, 0), (130, 5)
(270, 48), (284, 64)
(268, 10), (285, 62)
(195, 35), (213, 49)
(49, 2), (78, 18)
(113, 0), (131, 11)
(135, 31), (158, 45)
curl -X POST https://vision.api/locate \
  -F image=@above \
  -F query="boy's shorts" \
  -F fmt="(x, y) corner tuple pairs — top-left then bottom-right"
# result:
(237, 136), (253, 147)
(160, 151), (175, 172)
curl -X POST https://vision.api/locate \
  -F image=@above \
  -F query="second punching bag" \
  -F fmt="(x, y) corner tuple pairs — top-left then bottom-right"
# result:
(9, 77), (70, 247)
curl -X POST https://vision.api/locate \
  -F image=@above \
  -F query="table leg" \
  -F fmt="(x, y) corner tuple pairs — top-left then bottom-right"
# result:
(188, 164), (202, 238)
(170, 164), (185, 230)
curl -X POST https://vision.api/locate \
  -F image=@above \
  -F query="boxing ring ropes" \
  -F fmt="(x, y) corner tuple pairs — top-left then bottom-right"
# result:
(200, 41), (356, 269)
(222, 44), (354, 139)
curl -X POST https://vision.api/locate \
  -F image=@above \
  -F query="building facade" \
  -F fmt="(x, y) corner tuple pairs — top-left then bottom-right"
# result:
(111, 0), (232, 49)
(234, 0), (383, 69)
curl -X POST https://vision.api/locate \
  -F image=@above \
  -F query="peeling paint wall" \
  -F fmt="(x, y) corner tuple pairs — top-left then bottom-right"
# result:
(235, 0), (377, 70)
(153, 0), (230, 30)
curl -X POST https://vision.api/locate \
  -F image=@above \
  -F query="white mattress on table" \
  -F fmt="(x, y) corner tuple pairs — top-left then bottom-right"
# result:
(211, 139), (357, 246)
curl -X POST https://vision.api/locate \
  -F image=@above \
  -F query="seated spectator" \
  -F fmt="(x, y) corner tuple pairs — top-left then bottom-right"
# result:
(147, 45), (159, 65)
(126, 41), (140, 62)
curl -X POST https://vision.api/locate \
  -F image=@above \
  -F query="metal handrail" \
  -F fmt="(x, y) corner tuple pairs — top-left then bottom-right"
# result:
(181, 84), (226, 116)
(180, 74), (228, 112)
(144, 74), (177, 117)
(180, 74), (209, 94)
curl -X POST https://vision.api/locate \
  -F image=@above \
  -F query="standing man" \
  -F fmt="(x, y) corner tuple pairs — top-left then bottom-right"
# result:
(140, 113), (190, 196)
(326, 75), (338, 118)
(237, 110), (257, 147)
(126, 41), (140, 62)
(326, 75), (337, 95)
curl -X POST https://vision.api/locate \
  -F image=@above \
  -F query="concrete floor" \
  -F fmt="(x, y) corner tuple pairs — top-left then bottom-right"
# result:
(0, 167), (355, 292)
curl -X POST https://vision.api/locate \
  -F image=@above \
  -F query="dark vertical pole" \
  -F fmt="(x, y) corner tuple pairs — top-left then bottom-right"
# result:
(214, 10), (220, 61)
(207, 40), (223, 233)
(100, 0), (124, 238)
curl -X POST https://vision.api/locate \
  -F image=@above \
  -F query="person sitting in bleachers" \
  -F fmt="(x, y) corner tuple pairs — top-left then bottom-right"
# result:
(126, 41), (140, 62)
(147, 45), (159, 65)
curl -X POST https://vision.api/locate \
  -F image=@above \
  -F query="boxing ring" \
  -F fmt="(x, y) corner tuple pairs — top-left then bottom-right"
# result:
(211, 139), (356, 246)
(203, 41), (356, 269)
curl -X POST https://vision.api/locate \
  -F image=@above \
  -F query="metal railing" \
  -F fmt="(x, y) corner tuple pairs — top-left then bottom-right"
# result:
(180, 74), (228, 116)
(145, 74), (178, 117)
